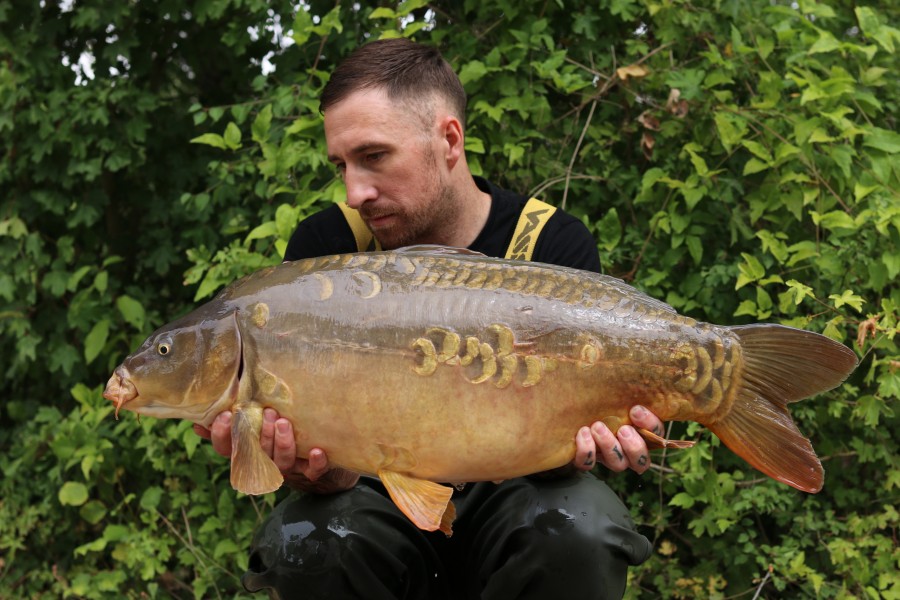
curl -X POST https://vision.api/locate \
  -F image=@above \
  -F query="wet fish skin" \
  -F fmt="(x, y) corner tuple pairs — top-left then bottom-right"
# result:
(103, 246), (858, 533)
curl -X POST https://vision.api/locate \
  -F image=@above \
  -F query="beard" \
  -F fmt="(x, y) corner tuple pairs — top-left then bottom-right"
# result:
(363, 150), (461, 250)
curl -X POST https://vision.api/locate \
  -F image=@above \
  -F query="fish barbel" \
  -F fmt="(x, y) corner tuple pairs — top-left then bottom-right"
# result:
(103, 246), (857, 534)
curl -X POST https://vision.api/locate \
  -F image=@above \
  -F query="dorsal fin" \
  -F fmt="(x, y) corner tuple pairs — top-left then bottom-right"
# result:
(394, 245), (488, 257)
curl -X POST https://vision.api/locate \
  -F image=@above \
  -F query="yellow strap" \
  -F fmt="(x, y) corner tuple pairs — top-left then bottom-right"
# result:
(505, 198), (557, 261)
(337, 203), (382, 252)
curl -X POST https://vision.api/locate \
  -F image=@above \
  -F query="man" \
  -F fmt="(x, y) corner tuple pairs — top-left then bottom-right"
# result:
(196, 38), (664, 599)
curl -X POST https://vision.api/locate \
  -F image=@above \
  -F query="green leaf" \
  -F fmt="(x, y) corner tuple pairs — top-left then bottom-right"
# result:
(596, 208), (621, 252)
(785, 279), (815, 306)
(812, 210), (857, 231)
(459, 60), (488, 86)
(140, 486), (164, 511)
(245, 221), (277, 243)
(291, 8), (313, 46)
(116, 295), (145, 331)
(190, 133), (227, 150)
(669, 492), (696, 508)
(808, 30), (841, 55)
(79, 500), (107, 525)
(369, 7), (397, 19)
(742, 140), (772, 163)
(714, 111), (748, 153)
(863, 127), (900, 154)
(684, 143), (710, 177)
(735, 253), (765, 289)
(59, 481), (89, 506)
(829, 290), (865, 312)
(224, 122), (242, 150)
(252, 104), (273, 144)
(734, 299), (758, 317)
(743, 158), (770, 176)
(213, 539), (241, 559)
(84, 319), (110, 364)
(685, 235), (703, 265)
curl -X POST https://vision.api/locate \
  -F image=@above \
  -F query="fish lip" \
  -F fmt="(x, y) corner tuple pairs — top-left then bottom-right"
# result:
(103, 366), (138, 419)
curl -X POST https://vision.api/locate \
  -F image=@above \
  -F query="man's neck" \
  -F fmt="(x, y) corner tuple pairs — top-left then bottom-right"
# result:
(443, 178), (491, 248)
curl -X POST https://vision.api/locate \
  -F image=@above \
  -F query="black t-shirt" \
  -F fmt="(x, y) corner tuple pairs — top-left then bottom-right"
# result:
(283, 177), (601, 274)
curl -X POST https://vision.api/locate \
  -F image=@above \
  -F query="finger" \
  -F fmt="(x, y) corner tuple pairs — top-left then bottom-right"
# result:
(304, 448), (330, 481)
(193, 423), (212, 440)
(591, 422), (628, 472)
(573, 426), (597, 471)
(209, 411), (233, 458)
(272, 418), (298, 473)
(259, 408), (278, 459)
(617, 425), (651, 473)
(630, 405), (664, 438)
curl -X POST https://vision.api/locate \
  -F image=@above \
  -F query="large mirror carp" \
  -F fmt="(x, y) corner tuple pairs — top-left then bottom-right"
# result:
(103, 246), (858, 534)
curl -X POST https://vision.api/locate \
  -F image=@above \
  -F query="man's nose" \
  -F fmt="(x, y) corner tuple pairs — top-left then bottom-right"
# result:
(344, 167), (378, 209)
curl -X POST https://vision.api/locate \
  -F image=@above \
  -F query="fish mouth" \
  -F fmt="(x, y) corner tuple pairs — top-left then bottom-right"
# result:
(103, 366), (138, 419)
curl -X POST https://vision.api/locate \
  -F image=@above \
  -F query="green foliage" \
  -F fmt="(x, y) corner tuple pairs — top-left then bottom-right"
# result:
(1, 0), (897, 597)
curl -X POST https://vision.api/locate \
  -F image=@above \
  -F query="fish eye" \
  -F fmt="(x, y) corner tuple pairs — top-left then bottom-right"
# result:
(158, 342), (171, 356)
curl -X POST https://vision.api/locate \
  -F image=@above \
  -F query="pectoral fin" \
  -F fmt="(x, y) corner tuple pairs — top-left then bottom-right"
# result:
(638, 428), (696, 450)
(230, 406), (284, 495)
(379, 470), (456, 536)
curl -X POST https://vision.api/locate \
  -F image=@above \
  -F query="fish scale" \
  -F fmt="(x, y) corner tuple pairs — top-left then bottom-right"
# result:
(104, 245), (857, 535)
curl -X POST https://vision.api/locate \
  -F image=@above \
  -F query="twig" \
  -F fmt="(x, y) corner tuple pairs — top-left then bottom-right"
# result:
(305, 0), (340, 86)
(623, 187), (676, 281)
(156, 509), (234, 595)
(562, 100), (598, 210)
(529, 174), (606, 200)
(751, 565), (774, 600)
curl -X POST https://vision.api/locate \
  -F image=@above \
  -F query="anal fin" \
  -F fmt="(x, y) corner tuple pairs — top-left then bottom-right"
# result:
(230, 406), (284, 495)
(379, 470), (455, 536)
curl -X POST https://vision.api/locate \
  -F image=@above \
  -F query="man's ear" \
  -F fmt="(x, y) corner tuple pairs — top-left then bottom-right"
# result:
(439, 115), (464, 169)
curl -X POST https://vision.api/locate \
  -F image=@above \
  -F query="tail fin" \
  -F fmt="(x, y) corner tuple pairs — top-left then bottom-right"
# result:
(707, 324), (857, 493)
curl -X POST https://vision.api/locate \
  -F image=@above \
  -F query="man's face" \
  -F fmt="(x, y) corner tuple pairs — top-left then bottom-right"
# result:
(324, 87), (458, 249)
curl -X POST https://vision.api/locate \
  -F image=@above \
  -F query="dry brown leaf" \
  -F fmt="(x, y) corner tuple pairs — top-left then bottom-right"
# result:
(641, 131), (655, 160)
(857, 316), (878, 349)
(638, 110), (661, 131)
(616, 64), (649, 81)
(666, 88), (689, 118)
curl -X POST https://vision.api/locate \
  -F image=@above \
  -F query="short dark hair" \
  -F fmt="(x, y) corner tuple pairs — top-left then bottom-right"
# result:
(320, 38), (467, 128)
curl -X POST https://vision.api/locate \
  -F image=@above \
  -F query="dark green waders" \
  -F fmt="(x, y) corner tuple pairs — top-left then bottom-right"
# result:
(242, 473), (652, 599)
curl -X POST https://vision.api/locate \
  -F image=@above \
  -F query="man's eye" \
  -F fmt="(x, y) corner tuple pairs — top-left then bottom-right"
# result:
(366, 152), (385, 163)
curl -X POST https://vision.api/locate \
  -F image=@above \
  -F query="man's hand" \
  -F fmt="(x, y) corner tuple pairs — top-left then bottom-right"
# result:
(193, 409), (359, 494)
(573, 405), (663, 474)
